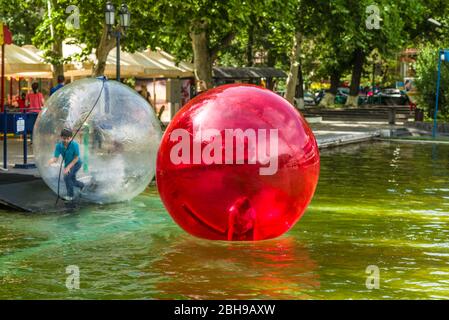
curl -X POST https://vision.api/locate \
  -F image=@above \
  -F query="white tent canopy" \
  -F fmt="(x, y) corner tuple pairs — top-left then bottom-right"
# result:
(131, 49), (194, 78)
(64, 44), (194, 79)
(2, 41), (194, 80)
(0, 44), (51, 77)
(26, 41), (194, 79)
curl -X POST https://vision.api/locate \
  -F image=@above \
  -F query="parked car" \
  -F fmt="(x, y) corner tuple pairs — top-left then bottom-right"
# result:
(292, 92), (317, 108)
(312, 88), (348, 105)
(337, 87), (350, 95)
(314, 89), (326, 105)
(276, 90), (317, 108)
(377, 88), (409, 105)
(335, 88), (349, 104)
(304, 92), (316, 106)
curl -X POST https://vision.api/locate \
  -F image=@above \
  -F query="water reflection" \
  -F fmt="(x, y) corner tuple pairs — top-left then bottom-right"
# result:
(150, 235), (319, 299)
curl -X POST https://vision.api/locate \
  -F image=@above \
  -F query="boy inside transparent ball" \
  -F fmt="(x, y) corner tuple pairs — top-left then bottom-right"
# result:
(47, 128), (85, 201)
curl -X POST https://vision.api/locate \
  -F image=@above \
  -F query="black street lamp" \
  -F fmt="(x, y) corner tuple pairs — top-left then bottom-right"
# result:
(119, 4), (131, 29)
(105, 1), (130, 81)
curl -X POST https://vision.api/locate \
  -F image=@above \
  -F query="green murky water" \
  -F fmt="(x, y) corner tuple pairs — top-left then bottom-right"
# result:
(1, 141), (449, 299)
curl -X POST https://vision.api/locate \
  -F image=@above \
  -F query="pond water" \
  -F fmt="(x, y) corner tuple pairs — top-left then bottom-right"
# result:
(1, 141), (449, 299)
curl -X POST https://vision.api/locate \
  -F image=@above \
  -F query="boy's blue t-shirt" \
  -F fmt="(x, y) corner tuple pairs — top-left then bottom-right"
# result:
(54, 141), (81, 167)
(50, 83), (64, 96)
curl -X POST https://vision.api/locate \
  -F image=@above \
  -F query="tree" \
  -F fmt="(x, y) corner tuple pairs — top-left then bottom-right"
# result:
(0, 0), (44, 46)
(307, 1), (414, 107)
(217, 0), (299, 91)
(285, 0), (326, 107)
(313, 1), (353, 107)
(33, 0), (87, 80)
(341, 0), (443, 107)
(2, 0), (66, 82)
(285, 31), (302, 104)
(33, 0), (160, 79)
(149, 0), (265, 91)
(37, 0), (66, 81)
(415, 44), (449, 119)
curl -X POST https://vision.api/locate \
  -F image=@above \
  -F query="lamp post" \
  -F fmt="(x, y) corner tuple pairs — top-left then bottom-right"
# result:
(105, 2), (130, 82)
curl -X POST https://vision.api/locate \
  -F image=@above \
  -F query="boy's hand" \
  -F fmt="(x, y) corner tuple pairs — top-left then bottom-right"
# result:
(63, 167), (71, 175)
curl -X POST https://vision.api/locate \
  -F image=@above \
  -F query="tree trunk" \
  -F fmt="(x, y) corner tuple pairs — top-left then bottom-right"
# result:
(266, 50), (276, 90)
(47, 0), (63, 83)
(247, 26), (254, 67)
(285, 32), (302, 104)
(92, 25), (116, 77)
(189, 20), (235, 93)
(320, 70), (340, 107)
(51, 39), (64, 83)
(381, 64), (389, 84)
(295, 63), (305, 109)
(190, 20), (213, 92)
(346, 48), (364, 107)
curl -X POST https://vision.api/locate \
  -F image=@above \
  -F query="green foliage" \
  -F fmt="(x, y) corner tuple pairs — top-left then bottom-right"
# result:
(0, 0), (44, 45)
(31, 0), (161, 66)
(415, 44), (449, 119)
(316, 0), (408, 79)
(123, 76), (136, 88)
(147, 0), (264, 63)
(2, 0), (449, 96)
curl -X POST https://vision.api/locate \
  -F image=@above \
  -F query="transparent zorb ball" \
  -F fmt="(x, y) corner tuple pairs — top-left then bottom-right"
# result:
(33, 78), (162, 204)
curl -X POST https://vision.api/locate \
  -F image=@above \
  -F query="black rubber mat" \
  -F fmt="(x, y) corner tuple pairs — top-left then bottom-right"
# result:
(0, 173), (40, 185)
(0, 178), (81, 213)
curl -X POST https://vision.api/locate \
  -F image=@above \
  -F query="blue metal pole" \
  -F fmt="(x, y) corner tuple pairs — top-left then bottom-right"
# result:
(433, 50), (443, 138)
(2, 44), (6, 169)
(23, 109), (27, 165)
(2, 108), (6, 169)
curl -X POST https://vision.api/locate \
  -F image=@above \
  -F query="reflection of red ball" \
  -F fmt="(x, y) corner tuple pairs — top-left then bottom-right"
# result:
(156, 84), (320, 241)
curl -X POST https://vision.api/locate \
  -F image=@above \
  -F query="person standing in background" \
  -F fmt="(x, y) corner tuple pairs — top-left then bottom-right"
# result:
(26, 82), (45, 113)
(140, 85), (156, 113)
(50, 75), (65, 96)
(16, 92), (26, 112)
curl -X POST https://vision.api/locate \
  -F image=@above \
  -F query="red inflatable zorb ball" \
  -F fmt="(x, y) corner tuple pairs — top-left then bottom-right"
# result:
(156, 84), (320, 241)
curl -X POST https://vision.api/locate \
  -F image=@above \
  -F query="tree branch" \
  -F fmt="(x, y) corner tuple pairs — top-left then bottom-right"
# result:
(210, 31), (236, 62)
(92, 24), (119, 76)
